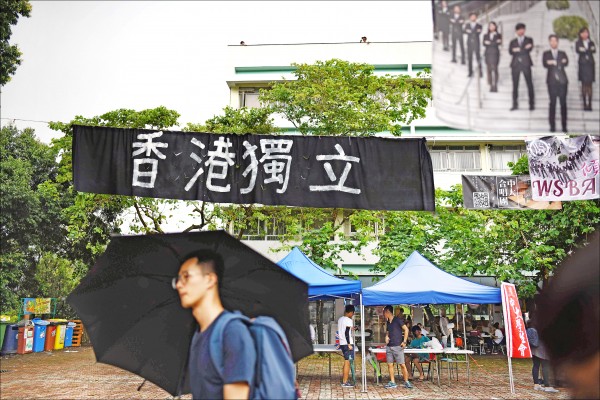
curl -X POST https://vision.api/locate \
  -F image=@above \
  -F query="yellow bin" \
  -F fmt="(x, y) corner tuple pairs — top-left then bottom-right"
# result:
(49, 319), (68, 350)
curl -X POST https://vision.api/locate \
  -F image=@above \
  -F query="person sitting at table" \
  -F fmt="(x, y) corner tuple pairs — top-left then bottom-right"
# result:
(469, 323), (480, 337)
(405, 325), (431, 381)
(417, 323), (429, 336)
(485, 322), (505, 351)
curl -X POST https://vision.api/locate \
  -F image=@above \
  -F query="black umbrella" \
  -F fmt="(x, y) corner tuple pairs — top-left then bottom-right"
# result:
(67, 230), (312, 396)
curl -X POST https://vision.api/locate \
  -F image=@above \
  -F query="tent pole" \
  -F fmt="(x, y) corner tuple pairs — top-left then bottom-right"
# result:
(461, 304), (470, 387)
(360, 294), (367, 392)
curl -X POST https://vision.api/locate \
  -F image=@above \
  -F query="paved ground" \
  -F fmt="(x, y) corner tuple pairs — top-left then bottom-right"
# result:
(1, 346), (570, 399)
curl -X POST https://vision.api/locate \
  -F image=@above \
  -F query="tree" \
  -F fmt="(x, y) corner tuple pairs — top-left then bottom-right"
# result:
(261, 59), (431, 136)
(0, 124), (65, 313)
(1, 0), (31, 86)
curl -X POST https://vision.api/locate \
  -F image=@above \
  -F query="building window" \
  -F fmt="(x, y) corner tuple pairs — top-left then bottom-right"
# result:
(429, 145), (482, 171)
(489, 145), (526, 171)
(239, 88), (261, 108)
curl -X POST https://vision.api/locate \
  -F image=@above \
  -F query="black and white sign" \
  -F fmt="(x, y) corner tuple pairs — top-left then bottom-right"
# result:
(462, 175), (562, 210)
(73, 126), (436, 211)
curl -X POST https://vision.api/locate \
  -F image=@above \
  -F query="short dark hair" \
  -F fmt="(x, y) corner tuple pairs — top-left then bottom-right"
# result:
(411, 325), (422, 334)
(345, 304), (355, 314)
(384, 305), (394, 314)
(549, 34), (558, 41)
(181, 249), (225, 290)
(515, 22), (526, 31)
(469, 12), (477, 17)
(493, 322), (500, 328)
(579, 26), (589, 36)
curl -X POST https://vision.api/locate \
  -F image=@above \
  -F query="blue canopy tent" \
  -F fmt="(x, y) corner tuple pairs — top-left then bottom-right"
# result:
(360, 251), (502, 391)
(277, 247), (364, 388)
(277, 247), (362, 300)
(362, 251), (501, 306)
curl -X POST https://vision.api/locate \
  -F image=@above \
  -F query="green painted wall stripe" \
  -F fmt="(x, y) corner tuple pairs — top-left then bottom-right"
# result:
(235, 64), (411, 74)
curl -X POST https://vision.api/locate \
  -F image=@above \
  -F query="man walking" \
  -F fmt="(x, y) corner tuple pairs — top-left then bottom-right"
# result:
(464, 12), (482, 77)
(383, 305), (413, 389)
(509, 23), (535, 110)
(543, 34), (569, 133)
(174, 250), (256, 400)
(338, 305), (356, 387)
(450, 5), (465, 64)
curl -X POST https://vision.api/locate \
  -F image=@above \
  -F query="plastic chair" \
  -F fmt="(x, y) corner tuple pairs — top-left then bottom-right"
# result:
(467, 335), (482, 355)
(411, 353), (440, 385)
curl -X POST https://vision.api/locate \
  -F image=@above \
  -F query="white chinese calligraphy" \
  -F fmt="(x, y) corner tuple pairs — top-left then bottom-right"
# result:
(132, 131), (168, 188)
(184, 138), (206, 192)
(309, 144), (361, 194)
(259, 139), (293, 194)
(240, 141), (259, 194)
(205, 137), (235, 192)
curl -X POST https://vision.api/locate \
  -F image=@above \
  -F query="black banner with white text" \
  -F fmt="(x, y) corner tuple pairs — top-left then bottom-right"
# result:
(72, 126), (435, 211)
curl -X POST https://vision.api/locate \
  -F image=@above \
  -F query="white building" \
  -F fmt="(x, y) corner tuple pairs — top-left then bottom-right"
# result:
(224, 40), (541, 279)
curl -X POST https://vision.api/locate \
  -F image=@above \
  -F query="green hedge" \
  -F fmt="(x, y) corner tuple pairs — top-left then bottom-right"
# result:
(553, 16), (588, 41)
(546, 0), (570, 10)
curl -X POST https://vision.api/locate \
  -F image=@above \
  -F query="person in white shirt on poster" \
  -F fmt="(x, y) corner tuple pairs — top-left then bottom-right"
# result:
(337, 305), (356, 387)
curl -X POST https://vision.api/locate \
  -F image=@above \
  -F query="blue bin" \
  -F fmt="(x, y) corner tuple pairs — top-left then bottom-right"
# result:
(64, 322), (77, 347)
(0, 324), (19, 355)
(32, 319), (50, 352)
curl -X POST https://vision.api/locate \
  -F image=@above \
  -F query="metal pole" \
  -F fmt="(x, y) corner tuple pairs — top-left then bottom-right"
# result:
(360, 294), (367, 392)
(461, 304), (470, 387)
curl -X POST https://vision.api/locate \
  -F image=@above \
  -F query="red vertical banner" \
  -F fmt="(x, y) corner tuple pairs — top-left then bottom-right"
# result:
(501, 283), (532, 358)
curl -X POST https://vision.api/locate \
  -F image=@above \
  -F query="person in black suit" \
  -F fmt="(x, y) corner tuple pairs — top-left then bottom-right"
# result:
(483, 21), (502, 92)
(450, 5), (465, 64)
(436, 0), (451, 51)
(543, 34), (569, 133)
(575, 27), (596, 111)
(464, 12), (483, 77)
(509, 23), (535, 110)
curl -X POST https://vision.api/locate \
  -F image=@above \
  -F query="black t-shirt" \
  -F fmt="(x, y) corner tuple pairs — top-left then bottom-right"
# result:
(387, 317), (405, 347)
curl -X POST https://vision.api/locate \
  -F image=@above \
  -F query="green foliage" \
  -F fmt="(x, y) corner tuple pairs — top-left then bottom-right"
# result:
(373, 185), (600, 299)
(553, 15), (588, 41)
(185, 106), (279, 135)
(0, 125), (65, 314)
(507, 154), (530, 175)
(546, 0), (570, 10)
(260, 59), (431, 136)
(0, 0), (31, 85)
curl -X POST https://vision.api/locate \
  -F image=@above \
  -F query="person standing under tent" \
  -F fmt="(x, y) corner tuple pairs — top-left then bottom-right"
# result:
(439, 310), (450, 348)
(337, 305), (356, 388)
(383, 305), (413, 389)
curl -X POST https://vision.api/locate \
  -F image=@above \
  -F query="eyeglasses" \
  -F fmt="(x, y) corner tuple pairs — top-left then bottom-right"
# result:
(171, 271), (205, 289)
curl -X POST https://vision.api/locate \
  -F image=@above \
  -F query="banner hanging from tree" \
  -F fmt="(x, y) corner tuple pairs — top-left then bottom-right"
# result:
(461, 175), (562, 209)
(501, 283), (531, 359)
(72, 125), (435, 211)
(526, 135), (599, 201)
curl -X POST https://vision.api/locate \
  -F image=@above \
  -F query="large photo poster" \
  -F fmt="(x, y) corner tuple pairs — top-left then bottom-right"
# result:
(432, 0), (599, 134)
(526, 135), (599, 200)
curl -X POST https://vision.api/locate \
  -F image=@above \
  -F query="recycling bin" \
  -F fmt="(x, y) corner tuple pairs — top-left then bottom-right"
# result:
(44, 321), (57, 351)
(0, 324), (19, 355)
(0, 320), (11, 349)
(64, 322), (77, 347)
(50, 319), (68, 350)
(32, 319), (50, 352)
(17, 321), (34, 354)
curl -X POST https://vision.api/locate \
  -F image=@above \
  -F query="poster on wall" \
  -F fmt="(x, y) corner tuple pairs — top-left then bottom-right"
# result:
(72, 125), (436, 211)
(461, 174), (562, 209)
(22, 298), (53, 315)
(526, 135), (599, 200)
(431, 0), (599, 134)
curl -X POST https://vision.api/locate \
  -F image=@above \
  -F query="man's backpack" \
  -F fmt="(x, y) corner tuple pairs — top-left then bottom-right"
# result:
(526, 327), (539, 348)
(209, 311), (297, 400)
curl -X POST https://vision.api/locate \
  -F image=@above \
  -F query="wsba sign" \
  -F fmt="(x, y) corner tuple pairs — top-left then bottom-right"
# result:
(526, 135), (599, 201)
